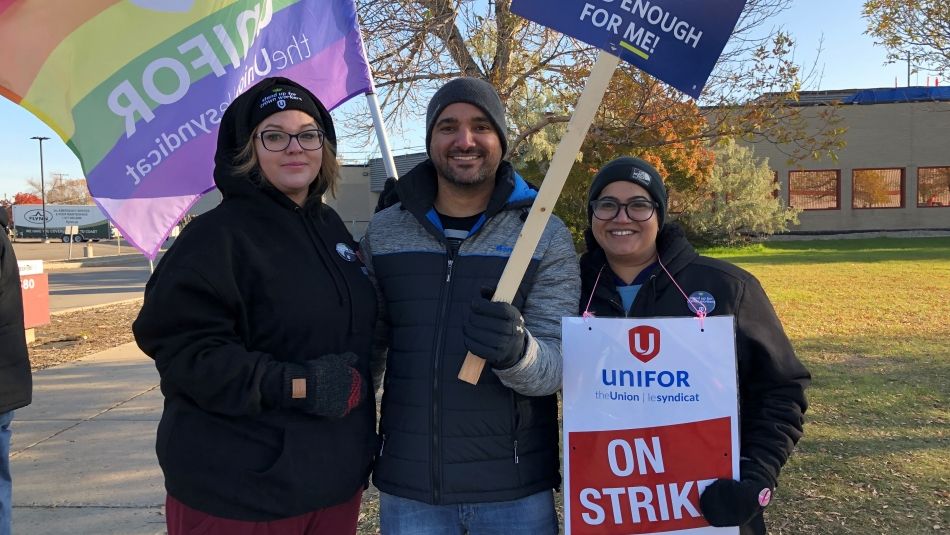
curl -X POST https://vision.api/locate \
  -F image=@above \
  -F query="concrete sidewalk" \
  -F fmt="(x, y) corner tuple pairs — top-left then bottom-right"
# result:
(10, 342), (165, 535)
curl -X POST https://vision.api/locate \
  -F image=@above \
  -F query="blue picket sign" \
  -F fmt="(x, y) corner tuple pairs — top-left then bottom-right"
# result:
(511, 0), (747, 98)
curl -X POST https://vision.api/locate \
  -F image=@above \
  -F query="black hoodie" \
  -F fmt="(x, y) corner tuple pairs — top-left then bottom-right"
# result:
(580, 224), (810, 535)
(0, 209), (31, 414)
(133, 77), (377, 521)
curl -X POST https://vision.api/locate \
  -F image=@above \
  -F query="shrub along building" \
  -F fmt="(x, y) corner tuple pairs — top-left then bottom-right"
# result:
(745, 87), (950, 234)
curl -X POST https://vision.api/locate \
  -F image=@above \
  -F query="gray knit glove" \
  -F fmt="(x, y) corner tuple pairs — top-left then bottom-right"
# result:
(264, 353), (366, 418)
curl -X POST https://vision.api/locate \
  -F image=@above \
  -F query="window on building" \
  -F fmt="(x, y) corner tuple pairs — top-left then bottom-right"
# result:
(918, 167), (950, 207)
(853, 168), (904, 209)
(789, 170), (839, 210)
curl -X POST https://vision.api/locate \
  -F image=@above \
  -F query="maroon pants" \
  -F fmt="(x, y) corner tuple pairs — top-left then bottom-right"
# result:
(165, 490), (363, 535)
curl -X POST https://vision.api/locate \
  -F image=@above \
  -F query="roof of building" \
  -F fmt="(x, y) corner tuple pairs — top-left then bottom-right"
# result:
(369, 152), (428, 192)
(787, 86), (950, 106)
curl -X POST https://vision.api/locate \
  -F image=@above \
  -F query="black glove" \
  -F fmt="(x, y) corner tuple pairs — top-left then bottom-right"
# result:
(700, 466), (773, 528)
(265, 353), (366, 418)
(463, 296), (528, 370)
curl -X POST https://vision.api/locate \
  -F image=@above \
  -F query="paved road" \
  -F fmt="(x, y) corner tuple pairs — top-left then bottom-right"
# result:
(11, 240), (166, 313)
(12, 239), (133, 263)
(48, 262), (152, 313)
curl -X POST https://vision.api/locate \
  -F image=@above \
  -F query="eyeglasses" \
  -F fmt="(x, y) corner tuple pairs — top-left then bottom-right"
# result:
(590, 198), (657, 221)
(259, 129), (325, 152)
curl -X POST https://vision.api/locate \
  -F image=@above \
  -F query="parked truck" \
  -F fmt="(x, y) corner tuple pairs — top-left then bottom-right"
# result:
(12, 204), (114, 242)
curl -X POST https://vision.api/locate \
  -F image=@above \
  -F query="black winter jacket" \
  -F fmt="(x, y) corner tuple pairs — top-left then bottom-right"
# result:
(363, 160), (580, 505)
(132, 79), (377, 521)
(0, 210), (31, 414)
(580, 224), (809, 535)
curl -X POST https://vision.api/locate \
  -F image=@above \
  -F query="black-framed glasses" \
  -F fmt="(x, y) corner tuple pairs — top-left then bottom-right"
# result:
(590, 198), (657, 221)
(259, 129), (325, 152)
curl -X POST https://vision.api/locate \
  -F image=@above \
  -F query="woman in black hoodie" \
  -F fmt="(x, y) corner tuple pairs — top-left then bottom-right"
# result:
(579, 157), (810, 535)
(133, 77), (377, 534)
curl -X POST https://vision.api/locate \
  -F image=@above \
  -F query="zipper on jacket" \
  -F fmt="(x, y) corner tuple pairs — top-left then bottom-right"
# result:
(430, 252), (456, 504)
(379, 433), (386, 456)
(510, 391), (520, 465)
(628, 273), (659, 317)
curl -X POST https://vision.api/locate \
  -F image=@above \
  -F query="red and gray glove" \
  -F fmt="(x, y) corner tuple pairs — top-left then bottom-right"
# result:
(264, 353), (366, 418)
(700, 462), (773, 527)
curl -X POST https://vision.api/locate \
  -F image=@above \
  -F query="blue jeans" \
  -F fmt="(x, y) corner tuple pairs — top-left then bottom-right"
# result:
(379, 490), (558, 535)
(0, 410), (14, 535)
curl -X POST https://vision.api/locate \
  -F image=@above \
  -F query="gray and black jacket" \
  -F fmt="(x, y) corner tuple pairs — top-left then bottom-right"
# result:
(362, 160), (580, 505)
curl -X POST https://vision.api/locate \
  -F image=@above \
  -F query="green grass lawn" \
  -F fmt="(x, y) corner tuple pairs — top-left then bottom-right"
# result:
(358, 237), (949, 534)
(705, 237), (950, 534)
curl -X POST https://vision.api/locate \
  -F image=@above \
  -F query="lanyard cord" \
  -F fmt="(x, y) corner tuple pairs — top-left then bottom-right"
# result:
(657, 255), (707, 331)
(584, 255), (707, 331)
(582, 265), (605, 319)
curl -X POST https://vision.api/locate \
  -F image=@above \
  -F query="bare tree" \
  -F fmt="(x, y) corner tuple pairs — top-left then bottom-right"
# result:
(27, 173), (93, 205)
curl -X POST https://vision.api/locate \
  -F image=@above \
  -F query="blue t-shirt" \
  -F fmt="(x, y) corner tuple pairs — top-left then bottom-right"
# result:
(617, 284), (642, 312)
(614, 262), (658, 313)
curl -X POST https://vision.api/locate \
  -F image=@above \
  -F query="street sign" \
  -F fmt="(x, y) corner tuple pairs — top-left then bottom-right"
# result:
(18, 260), (50, 329)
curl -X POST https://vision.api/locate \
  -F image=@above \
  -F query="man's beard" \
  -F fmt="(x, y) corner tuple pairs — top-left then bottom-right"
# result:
(434, 149), (499, 188)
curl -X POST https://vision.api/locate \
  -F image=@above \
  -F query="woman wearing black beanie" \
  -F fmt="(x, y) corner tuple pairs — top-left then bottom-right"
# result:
(134, 77), (377, 534)
(579, 156), (810, 535)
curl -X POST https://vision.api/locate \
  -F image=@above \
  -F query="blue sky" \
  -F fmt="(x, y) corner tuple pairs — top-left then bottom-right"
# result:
(0, 0), (939, 199)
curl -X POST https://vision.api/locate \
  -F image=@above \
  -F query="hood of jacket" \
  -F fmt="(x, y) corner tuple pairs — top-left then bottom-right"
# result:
(213, 77), (336, 205)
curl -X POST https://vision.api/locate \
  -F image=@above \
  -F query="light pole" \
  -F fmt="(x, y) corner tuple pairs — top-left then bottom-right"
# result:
(30, 136), (50, 242)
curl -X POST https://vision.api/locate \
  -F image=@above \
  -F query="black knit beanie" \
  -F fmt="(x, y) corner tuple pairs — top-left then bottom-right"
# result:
(588, 157), (668, 230)
(425, 77), (508, 157)
(249, 84), (324, 136)
(218, 77), (336, 157)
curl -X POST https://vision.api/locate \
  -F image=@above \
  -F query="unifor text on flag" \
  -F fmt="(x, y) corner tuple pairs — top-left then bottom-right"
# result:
(0, 0), (373, 259)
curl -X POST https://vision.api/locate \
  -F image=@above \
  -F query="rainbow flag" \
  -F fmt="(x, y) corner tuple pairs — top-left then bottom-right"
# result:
(0, 0), (373, 258)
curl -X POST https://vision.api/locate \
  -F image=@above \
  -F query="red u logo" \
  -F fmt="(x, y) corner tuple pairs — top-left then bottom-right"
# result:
(628, 326), (660, 363)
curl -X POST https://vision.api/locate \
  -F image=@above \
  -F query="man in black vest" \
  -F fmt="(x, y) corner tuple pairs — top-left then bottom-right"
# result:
(0, 207), (31, 535)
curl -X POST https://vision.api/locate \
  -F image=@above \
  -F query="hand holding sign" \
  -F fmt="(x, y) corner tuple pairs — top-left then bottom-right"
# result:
(459, 1), (748, 383)
(457, 50), (620, 383)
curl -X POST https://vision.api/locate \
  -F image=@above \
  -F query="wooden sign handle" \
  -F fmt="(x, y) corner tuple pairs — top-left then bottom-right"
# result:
(458, 50), (620, 385)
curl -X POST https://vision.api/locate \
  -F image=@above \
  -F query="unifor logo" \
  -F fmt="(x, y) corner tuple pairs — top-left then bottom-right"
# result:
(24, 209), (52, 224)
(628, 325), (660, 363)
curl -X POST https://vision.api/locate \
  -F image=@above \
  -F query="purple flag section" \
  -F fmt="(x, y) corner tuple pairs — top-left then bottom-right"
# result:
(91, 0), (373, 259)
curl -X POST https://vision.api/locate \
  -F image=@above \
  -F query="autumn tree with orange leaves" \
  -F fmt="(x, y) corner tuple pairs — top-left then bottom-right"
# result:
(12, 192), (42, 205)
(354, 0), (845, 242)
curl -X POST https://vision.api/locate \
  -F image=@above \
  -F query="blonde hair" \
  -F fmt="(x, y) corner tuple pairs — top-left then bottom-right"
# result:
(234, 126), (339, 200)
